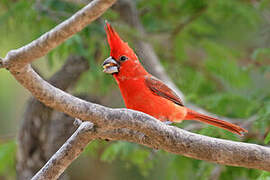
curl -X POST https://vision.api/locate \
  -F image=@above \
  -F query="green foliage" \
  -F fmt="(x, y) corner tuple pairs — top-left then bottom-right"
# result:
(256, 99), (270, 137)
(252, 48), (270, 62)
(82, 140), (108, 156)
(257, 171), (270, 180)
(0, 141), (16, 178)
(100, 142), (154, 176)
(264, 132), (270, 144)
(166, 155), (219, 180)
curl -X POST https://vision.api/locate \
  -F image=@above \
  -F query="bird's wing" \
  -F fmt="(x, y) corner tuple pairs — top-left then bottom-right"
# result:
(145, 76), (184, 106)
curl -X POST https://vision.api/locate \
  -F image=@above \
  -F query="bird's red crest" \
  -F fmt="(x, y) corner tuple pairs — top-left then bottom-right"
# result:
(105, 22), (137, 60)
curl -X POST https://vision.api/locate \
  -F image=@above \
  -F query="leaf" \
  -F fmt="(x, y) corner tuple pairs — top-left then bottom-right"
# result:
(259, 0), (270, 10)
(101, 141), (126, 163)
(264, 132), (270, 144)
(252, 48), (270, 62)
(0, 140), (16, 177)
(100, 142), (154, 176)
(257, 171), (270, 180)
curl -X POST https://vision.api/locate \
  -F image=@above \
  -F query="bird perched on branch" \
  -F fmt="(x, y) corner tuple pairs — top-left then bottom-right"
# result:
(102, 22), (247, 136)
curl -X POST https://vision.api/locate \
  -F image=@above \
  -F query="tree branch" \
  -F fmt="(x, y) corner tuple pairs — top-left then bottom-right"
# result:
(31, 119), (157, 180)
(1, 0), (116, 70)
(48, 56), (89, 90)
(3, 64), (270, 172)
(17, 55), (89, 180)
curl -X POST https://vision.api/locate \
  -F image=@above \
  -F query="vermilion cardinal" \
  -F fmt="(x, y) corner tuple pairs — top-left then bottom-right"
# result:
(102, 22), (247, 136)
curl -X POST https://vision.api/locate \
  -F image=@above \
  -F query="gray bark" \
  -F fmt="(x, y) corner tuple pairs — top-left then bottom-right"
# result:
(0, 0), (116, 70)
(4, 64), (270, 173)
(17, 56), (89, 180)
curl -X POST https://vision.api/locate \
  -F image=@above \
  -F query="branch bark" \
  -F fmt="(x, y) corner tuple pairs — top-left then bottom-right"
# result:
(1, 0), (116, 70)
(16, 56), (89, 180)
(0, 0), (269, 179)
(1, 62), (270, 172)
(31, 119), (156, 180)
(31, 122), (96, 180)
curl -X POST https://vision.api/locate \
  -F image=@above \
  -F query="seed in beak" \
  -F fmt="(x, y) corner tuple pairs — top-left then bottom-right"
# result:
(103, 66), (119, 74)
(103, 63), (116, 69)
(102, 57), (119, 74)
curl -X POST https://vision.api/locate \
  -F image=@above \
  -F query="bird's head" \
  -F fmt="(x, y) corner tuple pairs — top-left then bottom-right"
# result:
(103, 22), (145, 77)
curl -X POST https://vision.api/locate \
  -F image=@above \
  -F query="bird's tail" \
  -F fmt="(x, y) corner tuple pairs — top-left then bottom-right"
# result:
(186, 109), (248, 136)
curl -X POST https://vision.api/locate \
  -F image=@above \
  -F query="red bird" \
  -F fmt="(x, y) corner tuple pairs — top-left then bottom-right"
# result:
(102, 22), (247, 136)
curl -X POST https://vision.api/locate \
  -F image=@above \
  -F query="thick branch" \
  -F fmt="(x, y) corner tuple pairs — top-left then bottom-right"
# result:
(17, 56), (89, 180)
(1, 0), (116, 70)
(74, 118), (155, 147)
(49, 56), (89, 89)
(33, 115), (270, 180)
(7, 65), (270, 172)
(31, 119), (157, 180)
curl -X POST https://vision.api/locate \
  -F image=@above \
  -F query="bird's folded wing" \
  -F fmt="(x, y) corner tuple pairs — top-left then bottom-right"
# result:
(145, 76), (184, 106)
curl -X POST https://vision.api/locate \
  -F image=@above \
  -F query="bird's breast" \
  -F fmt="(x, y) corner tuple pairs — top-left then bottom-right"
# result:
(115, 77), (186, 122)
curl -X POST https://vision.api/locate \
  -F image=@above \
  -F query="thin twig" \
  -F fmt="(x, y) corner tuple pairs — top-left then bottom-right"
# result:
(209, 165), (224, 180)
(35, 0), (72, 23)
(31, 122), (95, 180)
(0, 57), (3, 68)
(171, 6), (207, 38)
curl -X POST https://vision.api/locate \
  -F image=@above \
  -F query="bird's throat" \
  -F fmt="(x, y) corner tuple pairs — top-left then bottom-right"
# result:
(113, 61), (148, 83)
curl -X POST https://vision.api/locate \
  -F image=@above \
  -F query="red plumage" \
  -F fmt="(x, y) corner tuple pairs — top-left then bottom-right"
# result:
(103, 22), (247, 136)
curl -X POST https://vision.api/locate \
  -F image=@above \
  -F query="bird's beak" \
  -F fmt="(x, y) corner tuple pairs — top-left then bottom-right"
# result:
(102, 56), (119, 74)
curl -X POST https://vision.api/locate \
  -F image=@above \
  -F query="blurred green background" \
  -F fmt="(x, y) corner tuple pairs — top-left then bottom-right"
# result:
(0, 0), (270, 179)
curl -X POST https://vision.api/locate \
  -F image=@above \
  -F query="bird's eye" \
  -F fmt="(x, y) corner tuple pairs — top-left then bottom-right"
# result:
(119, 56), (128, 61)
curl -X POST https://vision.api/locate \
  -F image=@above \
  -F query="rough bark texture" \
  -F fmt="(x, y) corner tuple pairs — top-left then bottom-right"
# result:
(17, 56), (89, 180)
(32, 122), (96, 180)
(0, 0), (269, 179)
(6, 63), (270, 173)
(1, 0), (116, 70)
(46, 95), (101, 158)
